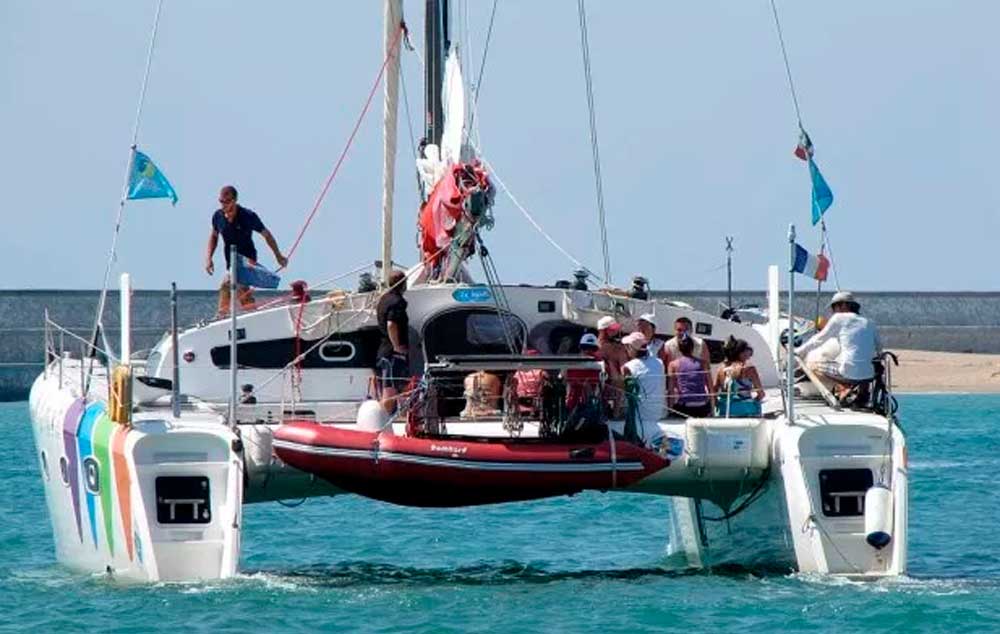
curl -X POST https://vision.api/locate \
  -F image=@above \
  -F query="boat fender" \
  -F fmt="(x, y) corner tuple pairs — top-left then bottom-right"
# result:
(108, 364), (132, 426)
(357, 399), (391, 433)
(864, 484), (893, 549)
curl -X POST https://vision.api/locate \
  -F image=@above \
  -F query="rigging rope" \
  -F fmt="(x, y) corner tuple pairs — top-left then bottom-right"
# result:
(769, 0), (844, 302)
(86, 0), (166, 392)
(768, 0), (803, 128)
(284, 23), (406, 264)
(483, 160), (601, 282)
(469, 0), (499, 132)
(576, 0), (612, 285)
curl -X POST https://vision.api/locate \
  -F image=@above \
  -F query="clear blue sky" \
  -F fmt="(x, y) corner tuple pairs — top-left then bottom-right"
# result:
(2, 1), (997, 291)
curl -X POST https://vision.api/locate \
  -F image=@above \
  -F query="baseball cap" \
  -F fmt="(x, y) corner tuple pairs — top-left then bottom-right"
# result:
(579, 333), (599, 348)
(622, 332), (648, 349)
(638, 313), (656, 325)
(596, 316), (621, 333)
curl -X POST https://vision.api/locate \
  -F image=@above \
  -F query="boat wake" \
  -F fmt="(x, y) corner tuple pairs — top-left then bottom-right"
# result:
(238, 560), (797, 589)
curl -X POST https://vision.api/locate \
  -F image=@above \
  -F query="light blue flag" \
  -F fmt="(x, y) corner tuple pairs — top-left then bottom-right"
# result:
(127, 149), (178, 205)
(236, 255), (281, 289)
(809, 157), (833, 225)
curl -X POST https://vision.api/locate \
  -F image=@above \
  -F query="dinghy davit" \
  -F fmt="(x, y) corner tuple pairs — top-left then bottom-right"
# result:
(272, 421), (670, 507)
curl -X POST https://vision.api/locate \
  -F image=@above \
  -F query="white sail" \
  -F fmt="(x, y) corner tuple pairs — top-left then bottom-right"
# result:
(380, 0), (403, 286)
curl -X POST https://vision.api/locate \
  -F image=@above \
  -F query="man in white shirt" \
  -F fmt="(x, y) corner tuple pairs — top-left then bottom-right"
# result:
(621, 332), (666, 448)
(796, 291), (882, 392)
(664, 316), (710, 372)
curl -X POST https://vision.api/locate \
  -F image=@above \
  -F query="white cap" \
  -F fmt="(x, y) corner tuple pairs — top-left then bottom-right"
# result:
(638, 313), (656, 326)
(622, 332), (648, 349)
(596, 316), (621, 332)
(579, 333), (599, 348)
(830, 291), (858, 307)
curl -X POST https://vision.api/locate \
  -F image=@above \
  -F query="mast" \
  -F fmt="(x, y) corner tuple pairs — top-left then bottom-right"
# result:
(424, 0), (447, 148)
(381, 0), (403, 287)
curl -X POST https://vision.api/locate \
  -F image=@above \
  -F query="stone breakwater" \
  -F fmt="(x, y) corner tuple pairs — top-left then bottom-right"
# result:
(2, 289), (998, 400)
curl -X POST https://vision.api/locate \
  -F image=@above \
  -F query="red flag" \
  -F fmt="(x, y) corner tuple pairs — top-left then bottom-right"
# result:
(794, 128), (814, 161)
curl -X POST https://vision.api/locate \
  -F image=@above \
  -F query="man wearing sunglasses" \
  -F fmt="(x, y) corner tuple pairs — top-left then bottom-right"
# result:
(205, 185), (288, 317)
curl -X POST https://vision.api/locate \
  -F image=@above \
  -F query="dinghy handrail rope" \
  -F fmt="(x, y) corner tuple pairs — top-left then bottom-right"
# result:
(87, 0), (167, 394)
(283, 21), (408, 264)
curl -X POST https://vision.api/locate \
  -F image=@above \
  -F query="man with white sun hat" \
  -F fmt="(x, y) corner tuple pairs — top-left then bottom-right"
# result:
(797, 290), (882, 392)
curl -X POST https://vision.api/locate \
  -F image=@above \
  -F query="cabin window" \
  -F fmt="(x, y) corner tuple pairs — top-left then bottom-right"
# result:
(59, 456), (70, 486)
(83, 457), (100, 494)
(423, 309), (527, 361)
(39, 451), (49, 482)
(156, 476), (212, 524)
(467, 313), (523, 348)
(818, 468), (873, 517)
(318, 341), (356, 362)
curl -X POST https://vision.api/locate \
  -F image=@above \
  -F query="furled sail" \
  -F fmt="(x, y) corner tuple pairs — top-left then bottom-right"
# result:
(416, 46), (494, 280)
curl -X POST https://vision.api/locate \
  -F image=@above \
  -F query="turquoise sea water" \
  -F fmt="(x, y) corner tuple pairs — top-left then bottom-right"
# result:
(2, 395), (998, 633)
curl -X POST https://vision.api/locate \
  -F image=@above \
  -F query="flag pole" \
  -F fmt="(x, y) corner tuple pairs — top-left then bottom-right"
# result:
(229, 245), (238, 431)
(787, 224), (796, 422)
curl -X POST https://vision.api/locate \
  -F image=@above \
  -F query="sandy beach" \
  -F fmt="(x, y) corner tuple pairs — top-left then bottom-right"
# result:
(890, 349), (1000, 393)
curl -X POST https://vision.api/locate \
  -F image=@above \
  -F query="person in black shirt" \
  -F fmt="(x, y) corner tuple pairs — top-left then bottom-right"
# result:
(376, 270), (410, 414)
(205, 185), (288, 317)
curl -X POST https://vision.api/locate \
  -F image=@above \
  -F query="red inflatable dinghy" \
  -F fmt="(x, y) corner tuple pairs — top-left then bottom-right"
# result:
(272, 421), (669, 507)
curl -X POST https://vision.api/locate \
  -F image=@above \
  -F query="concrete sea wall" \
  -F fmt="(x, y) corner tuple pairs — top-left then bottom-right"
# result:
(2, 289), (998, 400)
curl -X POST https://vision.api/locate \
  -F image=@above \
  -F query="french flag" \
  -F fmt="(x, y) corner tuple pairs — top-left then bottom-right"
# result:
(792, 244), (829, 281)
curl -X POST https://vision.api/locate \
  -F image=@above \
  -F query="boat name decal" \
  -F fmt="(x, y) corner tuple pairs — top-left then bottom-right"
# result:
(452, 287), (493, 303)
(430, 444), (468, 455)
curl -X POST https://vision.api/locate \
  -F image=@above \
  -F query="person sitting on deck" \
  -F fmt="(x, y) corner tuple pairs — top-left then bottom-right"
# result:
(461, 370), (502, 419)
(796, 291), (882, 396)
(512, 349), (547, 416)
(714, 337), (764, 417)
(205, 185), (288, 317)
(621, 332), (666, 448)
(668, 334), (715, 418)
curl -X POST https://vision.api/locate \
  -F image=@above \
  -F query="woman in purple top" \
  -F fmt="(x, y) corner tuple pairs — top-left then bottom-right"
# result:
(667, 335), (715, 417)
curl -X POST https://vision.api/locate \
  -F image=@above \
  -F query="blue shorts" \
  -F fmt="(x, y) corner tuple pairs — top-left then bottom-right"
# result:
(377, 355), (410, 392)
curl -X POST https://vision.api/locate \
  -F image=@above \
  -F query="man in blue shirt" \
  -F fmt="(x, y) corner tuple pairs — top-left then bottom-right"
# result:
(205, 185), (288, 317)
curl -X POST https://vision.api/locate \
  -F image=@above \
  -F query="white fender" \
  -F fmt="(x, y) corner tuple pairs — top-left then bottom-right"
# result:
(864, 484), (893, 549)
(356, 399), (391, 433)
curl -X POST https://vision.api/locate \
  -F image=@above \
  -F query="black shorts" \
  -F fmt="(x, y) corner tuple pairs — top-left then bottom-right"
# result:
(377, 355), (410, 392)
(673, 402), (712, 418)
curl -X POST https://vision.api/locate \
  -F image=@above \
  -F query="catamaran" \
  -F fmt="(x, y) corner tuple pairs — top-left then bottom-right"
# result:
(28, 1), (907, 581)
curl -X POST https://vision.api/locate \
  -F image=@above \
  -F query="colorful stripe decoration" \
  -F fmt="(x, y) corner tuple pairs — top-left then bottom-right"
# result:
(62, 399), (135, 561)
(61, 399), (86, 542)
(792, 243), (830, 281)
